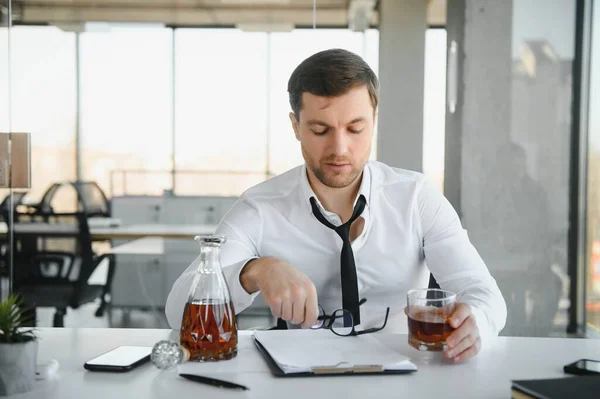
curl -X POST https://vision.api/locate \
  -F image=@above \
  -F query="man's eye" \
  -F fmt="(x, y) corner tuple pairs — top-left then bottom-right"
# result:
(312, 129), (328, 136)
(349, 128), (364, 134)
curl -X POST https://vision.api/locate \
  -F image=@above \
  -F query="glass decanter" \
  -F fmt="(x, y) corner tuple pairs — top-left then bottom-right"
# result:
(179, 235), (238, 362)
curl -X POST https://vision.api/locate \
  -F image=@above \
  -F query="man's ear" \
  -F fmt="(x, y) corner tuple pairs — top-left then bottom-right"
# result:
(289, 112), (300, 141)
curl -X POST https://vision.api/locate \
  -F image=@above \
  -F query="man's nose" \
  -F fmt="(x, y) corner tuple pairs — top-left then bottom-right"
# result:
(328, 129), (350, 155)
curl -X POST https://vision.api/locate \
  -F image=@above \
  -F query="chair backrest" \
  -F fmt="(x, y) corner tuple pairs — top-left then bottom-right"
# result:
(36, 183), (62, 215)
(72, 181), (110, 217)
(13, 212), (97, 307)
(34, 181), (110, 218)
(0, 191), (28, 222)
(0, 191), (27, 209)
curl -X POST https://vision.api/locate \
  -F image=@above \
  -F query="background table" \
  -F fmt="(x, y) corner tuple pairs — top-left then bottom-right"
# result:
(12, 328), (600, 399)
(104, 237), (165, 255)
(0, 222), (217, 240)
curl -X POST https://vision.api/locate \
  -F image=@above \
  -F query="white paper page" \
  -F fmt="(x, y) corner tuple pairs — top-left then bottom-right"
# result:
(253, 330), (417, 374)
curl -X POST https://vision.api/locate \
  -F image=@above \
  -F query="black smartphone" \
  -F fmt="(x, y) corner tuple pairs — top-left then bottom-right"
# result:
(84, 346), (152, 372)
(563, 359), (600, 376)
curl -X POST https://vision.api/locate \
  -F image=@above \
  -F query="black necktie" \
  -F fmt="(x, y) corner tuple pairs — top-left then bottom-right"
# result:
(310, 194), (366, 326)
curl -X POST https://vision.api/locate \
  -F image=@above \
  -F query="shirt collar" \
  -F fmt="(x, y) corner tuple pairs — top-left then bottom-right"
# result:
(299, 163), (372, 216)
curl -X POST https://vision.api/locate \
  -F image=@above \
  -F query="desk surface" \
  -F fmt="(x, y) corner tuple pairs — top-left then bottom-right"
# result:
(0, 223), (217, 239)
(13, 328), (599, 399)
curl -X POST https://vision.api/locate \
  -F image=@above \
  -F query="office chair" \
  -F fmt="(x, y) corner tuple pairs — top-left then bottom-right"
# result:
(0, 191), (28, 222)
(0, 192), (30, 290)
(12, 212), (115, 327)
(27, 181), (111, 218)
(72, 181), (111, 217)
(25, 183), (61, 216)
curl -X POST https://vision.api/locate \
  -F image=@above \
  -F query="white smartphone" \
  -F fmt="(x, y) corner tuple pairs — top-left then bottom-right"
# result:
(84, 346), (152, 372)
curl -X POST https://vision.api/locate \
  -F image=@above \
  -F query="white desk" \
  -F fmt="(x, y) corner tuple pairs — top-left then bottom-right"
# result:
(14, 328), (600, 399)
(0, 223), (217, 240)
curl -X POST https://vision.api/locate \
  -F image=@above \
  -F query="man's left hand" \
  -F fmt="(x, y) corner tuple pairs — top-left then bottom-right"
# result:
(444, 303), (481, 363)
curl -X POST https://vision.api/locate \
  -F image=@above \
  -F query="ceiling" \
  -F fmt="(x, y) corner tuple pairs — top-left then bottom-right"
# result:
(9, 0), (446, 29)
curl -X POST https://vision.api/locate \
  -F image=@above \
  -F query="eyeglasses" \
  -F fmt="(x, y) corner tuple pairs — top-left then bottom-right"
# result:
(311, 298), (390, 337)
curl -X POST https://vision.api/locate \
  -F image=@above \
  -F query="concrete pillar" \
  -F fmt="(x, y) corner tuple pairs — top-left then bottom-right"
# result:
(445, 0), (575, 337)
(448, 0), (513, 230)
(377, 0), (427, 172)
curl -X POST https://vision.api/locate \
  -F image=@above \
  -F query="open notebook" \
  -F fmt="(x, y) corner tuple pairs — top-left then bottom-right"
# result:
(253, 330), (417, 376)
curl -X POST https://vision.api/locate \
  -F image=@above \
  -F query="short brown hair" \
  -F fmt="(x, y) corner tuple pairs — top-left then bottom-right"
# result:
(287, 48), (379, 119)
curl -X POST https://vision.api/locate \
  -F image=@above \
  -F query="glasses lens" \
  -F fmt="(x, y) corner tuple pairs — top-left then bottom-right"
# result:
(330, 309), (354, 336)
(311, 305), (326, 329)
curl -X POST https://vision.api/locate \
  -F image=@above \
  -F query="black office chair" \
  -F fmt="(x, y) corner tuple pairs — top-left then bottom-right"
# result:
(24, 183), (61, 216)
(27, 181), (110, 218)
(12, 212), (115, 327)
(0, 191), (28, 222)
(0, 192), (30, 289)
(72, 181), (111, 217)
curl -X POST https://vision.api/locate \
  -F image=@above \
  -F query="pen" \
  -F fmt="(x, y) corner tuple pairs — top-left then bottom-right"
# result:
(179, 373), (250, 391)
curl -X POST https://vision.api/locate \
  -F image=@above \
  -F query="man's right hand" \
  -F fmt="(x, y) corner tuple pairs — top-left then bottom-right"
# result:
(240, 257), (318, 329)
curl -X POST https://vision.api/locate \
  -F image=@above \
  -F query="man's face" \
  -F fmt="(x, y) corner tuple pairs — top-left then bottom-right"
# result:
(289, 85), (376, 189)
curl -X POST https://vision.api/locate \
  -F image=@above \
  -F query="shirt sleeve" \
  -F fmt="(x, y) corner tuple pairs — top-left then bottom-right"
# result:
(416, 177), (507, 341)
(164, 198), (262, 330)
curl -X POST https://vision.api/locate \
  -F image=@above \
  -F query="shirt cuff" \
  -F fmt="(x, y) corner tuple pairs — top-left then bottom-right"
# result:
(224, 257), (260, 314)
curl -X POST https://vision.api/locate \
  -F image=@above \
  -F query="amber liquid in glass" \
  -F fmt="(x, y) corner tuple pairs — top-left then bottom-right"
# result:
(408, 311), (455, 351)
(180, 301), (238, 361)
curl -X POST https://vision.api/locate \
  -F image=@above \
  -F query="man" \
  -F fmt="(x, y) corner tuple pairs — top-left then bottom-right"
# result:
(166, 49), (507, 363)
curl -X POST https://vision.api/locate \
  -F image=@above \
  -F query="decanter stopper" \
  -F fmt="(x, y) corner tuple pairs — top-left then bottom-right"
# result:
(151, 340), (190, 370)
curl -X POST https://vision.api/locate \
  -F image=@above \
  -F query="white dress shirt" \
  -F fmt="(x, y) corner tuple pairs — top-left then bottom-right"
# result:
(166, 161), (507, 341)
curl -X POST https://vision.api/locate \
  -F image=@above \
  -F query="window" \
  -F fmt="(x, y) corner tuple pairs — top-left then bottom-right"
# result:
(174, 29), (268, 196)
(0, 27), (8, 134)
(8, 26), (77, 208)
(174, 28), (379, 196)
(79, 27), (173, 197)
(7, 26), (380, 199)
(422, 29), (447, 193)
